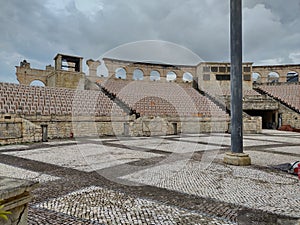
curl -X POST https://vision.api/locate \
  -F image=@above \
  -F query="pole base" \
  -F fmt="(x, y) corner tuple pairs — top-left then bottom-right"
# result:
(224, 152), (251, 166)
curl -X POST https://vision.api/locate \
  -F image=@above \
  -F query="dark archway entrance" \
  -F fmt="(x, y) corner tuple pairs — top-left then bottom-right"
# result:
(245, 110), (277, 129)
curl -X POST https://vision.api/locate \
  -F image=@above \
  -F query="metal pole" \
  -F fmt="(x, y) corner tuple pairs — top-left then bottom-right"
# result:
(230, 0), (243, 153)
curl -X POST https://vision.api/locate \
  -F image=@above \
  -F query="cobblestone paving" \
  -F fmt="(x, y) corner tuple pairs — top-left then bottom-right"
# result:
(0, 163), (60, 183)
(3, 143), (161, 172)
(121, 161), (300, 217)
(0, 130), (300, 224)
(33, 186), (235, 225)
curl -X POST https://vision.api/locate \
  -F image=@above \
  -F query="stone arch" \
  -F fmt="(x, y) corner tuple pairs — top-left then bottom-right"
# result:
(150, 70), (161, 81)
(30, 80), (46, 86)
(133, 68), (144, 80)
(268, 72), (280, 83)
(166, 71), (177, 82)
(182, 72), (193, 83)
(286, 71), (299, 82)
(115, 67), (127, 79)
(252, 72), (261, 83)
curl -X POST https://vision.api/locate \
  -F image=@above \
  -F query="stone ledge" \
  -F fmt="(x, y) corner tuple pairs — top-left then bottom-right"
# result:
(0, 177), (39, 225)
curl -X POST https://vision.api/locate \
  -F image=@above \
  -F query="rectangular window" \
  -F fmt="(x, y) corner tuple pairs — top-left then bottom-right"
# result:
(244, 74), (251, 81)
(216, 74), (230, 81)
(227, 67), (231, 72)
(211, 67), (218, 72)
(203, 67), (210, 72)
(243, 67), (251, 72)
(219, 67), (226, 73)
(203, 74), (210, 81)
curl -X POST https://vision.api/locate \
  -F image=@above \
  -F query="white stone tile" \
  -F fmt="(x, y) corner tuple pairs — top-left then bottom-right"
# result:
(121, 161), (300, 217)
(35, 186), (235, 225)
(0, 145), (29, 150)
(4, 144), (161, 172)
(0, 163), (60, 183)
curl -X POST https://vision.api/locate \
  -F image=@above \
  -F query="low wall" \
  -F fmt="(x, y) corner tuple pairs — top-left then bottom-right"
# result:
(128, 116), (230, 136)
(0, 177), (38, 225)
(0, 114), (232, 144)
(0, 115), (41, 145)
(243, 116), (262, 134)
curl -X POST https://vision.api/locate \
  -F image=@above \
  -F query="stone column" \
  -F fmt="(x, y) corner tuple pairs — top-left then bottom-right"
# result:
(86, 59), (101, 77)
(224, 0), (251, 166)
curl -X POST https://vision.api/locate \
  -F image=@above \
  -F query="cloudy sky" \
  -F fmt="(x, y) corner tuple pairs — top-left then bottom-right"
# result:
(1, 0), (300, 83)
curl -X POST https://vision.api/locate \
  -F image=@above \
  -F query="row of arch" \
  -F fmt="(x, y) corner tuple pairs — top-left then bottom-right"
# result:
(252, 71), (299, 83)
(115, 68), (194, 82)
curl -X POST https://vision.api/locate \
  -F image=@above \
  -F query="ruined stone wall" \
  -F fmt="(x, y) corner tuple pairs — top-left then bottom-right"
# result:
(47, 71), (85, 89)
(252, 64), (300, 84)
(103, 58), (197, 83)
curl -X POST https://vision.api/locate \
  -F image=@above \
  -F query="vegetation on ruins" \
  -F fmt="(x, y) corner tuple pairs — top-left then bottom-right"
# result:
(0, 200), (11, 221)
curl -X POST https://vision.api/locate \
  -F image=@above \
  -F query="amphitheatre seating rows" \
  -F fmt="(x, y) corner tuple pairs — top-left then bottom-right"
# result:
(99, 79), (227, 117)
(0, 82), (124, 116)
(257, 84), (300, 112)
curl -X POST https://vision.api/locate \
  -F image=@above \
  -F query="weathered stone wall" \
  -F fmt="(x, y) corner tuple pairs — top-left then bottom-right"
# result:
(197, 62), (253, 91)
(16, 62), (53, 86)
(243, 116), (262, 134)
(0, 115), (42, 145)
(0, 113), (233, 144)
(228, 116), (262, 134)
(252, 64), (300, 84)
(103, 58), (197, 83)
(222, 95), (279, 111)
(278, 103), (300, 129)
(47, 71), (85, 89)
(129, 116), (230, 136)
(180, 117), (229, 133)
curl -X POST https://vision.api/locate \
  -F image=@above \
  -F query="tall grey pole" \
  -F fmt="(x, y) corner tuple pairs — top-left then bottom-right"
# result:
(230, 0), (243, 153)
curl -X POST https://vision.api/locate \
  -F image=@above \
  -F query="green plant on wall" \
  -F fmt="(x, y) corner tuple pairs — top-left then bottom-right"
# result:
(0, 200), (11, 221)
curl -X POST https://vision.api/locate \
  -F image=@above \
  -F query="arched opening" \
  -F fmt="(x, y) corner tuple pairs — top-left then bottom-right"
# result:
(61, 59), (69, 71)
(252, 72), (261, 84)
(286, 71), (299, 83)
(150, 70), (160, 81)
(183, 72), (193, 83)
(30, 80), (45, 87)
(166, 71), (177, 82)
(268, 72), (280, 83)
(115, 68), (126, 79)
(133, 69), (144, 80)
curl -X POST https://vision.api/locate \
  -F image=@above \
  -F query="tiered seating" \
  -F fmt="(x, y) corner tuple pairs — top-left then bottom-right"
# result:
(257, 84), (300, 111)
(0, 82), (125, 116)
(99, 80), (227, 117)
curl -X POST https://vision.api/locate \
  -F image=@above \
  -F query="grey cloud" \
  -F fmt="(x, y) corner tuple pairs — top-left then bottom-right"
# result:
(0, 0), (299, 83)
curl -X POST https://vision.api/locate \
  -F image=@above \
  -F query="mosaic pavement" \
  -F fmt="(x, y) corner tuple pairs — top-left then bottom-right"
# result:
(0, 130), (300, 224)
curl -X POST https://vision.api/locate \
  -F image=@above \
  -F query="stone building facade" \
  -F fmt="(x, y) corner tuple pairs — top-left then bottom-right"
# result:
(16, 54), (85, 89)
(1, 53), (298, 144)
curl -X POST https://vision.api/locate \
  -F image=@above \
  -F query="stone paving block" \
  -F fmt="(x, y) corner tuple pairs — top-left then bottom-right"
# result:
(0, 163), (60, 183)
(34, 186), (236, 225)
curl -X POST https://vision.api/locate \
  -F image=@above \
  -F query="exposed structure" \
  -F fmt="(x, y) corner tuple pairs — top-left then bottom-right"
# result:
(16, 54), (85, 89)
(103, 58), (197, 83)
(0, 53), (300, 144)
(252, 64), (300, 84)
